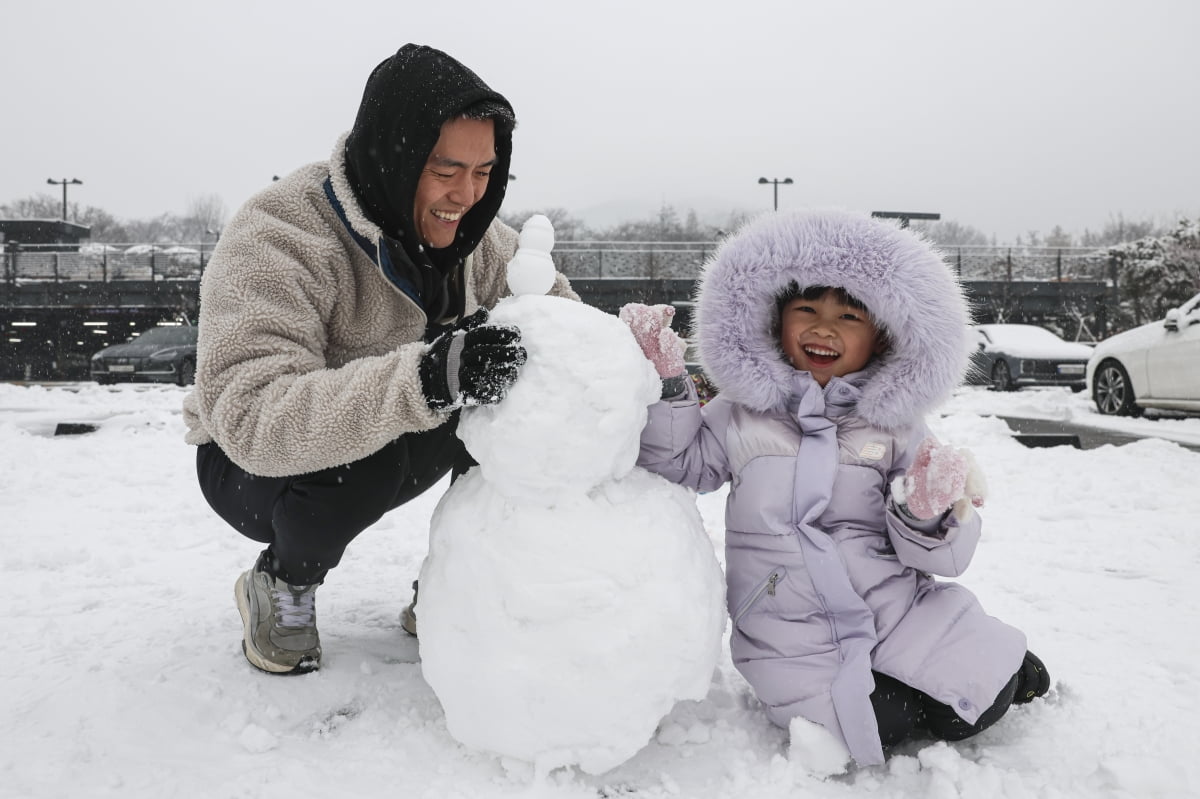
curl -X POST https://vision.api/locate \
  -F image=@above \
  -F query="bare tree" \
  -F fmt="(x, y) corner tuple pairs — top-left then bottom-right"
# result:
(593, 203), (724, 242)
(499, 207), (592, 241)
(0, 194), (63, 219)
(1044, 225), (1073, 248)
(911, 219), (989, 246)
(123, 213), (187, 244)
(183, 194), (228, 241)
(1080, 213), (1164, 247)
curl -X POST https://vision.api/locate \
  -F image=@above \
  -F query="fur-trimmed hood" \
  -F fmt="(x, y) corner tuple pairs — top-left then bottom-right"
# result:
(692, 209), (970, 431)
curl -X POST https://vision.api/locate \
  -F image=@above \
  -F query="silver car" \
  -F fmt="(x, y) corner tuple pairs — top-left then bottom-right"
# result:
(1087, 292), (1200, 416)
(967, 324), (1093, 392)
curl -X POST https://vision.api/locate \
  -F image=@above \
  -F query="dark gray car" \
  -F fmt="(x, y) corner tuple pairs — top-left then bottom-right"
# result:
(90, 325), (198, 386)
(967, 324), (1093, 392)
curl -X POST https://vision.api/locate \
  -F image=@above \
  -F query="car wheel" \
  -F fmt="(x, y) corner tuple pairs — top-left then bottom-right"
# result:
(990, 361), (1015, 391)
(177, 358), (196, 386)
(1092, 359), (1141, 416)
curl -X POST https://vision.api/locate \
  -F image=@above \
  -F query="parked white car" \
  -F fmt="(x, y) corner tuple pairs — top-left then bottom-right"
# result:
(1086, 292), (1200, 415)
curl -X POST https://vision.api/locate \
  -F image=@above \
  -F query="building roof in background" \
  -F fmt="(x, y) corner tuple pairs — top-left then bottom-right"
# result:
(0, 219), (91, 245)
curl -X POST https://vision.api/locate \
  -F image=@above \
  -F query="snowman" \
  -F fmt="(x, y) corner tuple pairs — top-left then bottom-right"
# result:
(417, 215), (726, 776)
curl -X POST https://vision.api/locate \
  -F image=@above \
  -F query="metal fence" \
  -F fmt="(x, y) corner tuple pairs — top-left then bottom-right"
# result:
(3, 240), (1114, 285)
(552, 241), (719, 280)
(2, 243), (212, 283)
(2, 240), (1121, 381)
(943, 246), (1111, 283)
(552, 242), (1113, 283)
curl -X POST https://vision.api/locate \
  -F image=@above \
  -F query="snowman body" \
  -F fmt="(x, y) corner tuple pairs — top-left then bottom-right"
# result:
(417, 221), (725, 775)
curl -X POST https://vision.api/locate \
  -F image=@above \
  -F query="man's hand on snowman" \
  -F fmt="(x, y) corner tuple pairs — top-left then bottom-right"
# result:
(619, 302), (690, 398)
(420, 309), (527, 411)
(890, 437), (988, 523)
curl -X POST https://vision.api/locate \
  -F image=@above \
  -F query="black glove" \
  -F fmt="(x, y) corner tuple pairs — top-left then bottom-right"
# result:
(419, 309), (527, 410)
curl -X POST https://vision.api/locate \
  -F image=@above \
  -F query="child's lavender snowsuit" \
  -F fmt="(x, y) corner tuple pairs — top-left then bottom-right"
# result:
(637, 210), (1027, 766)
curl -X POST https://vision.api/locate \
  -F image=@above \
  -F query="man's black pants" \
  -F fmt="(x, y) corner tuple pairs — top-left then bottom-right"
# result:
(196, 414), (471, 585)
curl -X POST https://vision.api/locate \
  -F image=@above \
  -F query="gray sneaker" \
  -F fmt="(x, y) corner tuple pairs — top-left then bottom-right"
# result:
(399, 579), (418, 637)
(235, 551), (321, 674)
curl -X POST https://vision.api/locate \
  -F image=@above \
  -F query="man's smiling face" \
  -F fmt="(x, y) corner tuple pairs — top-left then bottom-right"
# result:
(413, 116), (496, 250)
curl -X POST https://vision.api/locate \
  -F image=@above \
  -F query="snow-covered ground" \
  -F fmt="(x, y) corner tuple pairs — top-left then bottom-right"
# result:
(2, 382), (1198, 798)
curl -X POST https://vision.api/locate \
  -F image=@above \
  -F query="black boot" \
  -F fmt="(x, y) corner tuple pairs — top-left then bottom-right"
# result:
(1013, 651), (1050, 704)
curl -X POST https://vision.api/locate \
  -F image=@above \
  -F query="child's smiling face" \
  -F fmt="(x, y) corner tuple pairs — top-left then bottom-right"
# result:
(779, 289), (887, 386)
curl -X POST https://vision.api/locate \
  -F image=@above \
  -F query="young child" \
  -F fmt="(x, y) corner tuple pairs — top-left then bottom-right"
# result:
(620, 209), (1049, 767)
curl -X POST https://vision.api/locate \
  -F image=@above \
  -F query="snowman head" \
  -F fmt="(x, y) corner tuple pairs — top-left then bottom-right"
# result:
(457, 295), (661, 502)
(506, 214), (557, 296)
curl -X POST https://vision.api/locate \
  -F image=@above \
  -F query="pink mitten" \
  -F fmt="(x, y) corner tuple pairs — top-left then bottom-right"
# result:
(618, 302), (687, 378)
(892, 438), (987, 522)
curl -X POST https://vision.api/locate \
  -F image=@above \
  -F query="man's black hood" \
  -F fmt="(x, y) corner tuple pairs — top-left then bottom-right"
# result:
(343, 44), (514, 318)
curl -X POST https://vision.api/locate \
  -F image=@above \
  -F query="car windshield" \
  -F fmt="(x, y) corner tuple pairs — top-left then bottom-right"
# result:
(131, 326), (196, 346)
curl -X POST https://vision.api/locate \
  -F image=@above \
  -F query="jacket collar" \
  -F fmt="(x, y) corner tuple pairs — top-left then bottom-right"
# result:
(323, 176), (423, 310)
(785, 365), (876, 421)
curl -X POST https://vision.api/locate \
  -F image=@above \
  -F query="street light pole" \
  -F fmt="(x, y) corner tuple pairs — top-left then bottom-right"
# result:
(757, 176), (793, 211)
(46, 178), (83, 221)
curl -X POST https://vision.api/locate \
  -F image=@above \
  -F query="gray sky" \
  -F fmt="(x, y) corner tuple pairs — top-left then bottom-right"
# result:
(5, 0), (1198, 242)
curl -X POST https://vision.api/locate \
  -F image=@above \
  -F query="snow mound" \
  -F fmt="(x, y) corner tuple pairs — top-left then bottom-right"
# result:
(788, 715), (851, 779)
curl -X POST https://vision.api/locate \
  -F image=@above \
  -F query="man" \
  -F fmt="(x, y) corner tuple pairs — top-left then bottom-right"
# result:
(184, 44), (578, 674)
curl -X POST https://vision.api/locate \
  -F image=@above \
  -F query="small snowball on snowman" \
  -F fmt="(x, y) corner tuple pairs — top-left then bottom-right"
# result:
(417, 214), (726, 776)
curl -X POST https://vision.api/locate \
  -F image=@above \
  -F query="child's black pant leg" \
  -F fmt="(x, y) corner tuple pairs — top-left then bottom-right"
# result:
(920, 673), (1019, 742)
(870, 671), (923, 749)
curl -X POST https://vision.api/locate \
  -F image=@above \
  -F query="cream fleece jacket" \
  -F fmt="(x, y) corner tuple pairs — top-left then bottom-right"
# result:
(182, 134), (578, 477)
